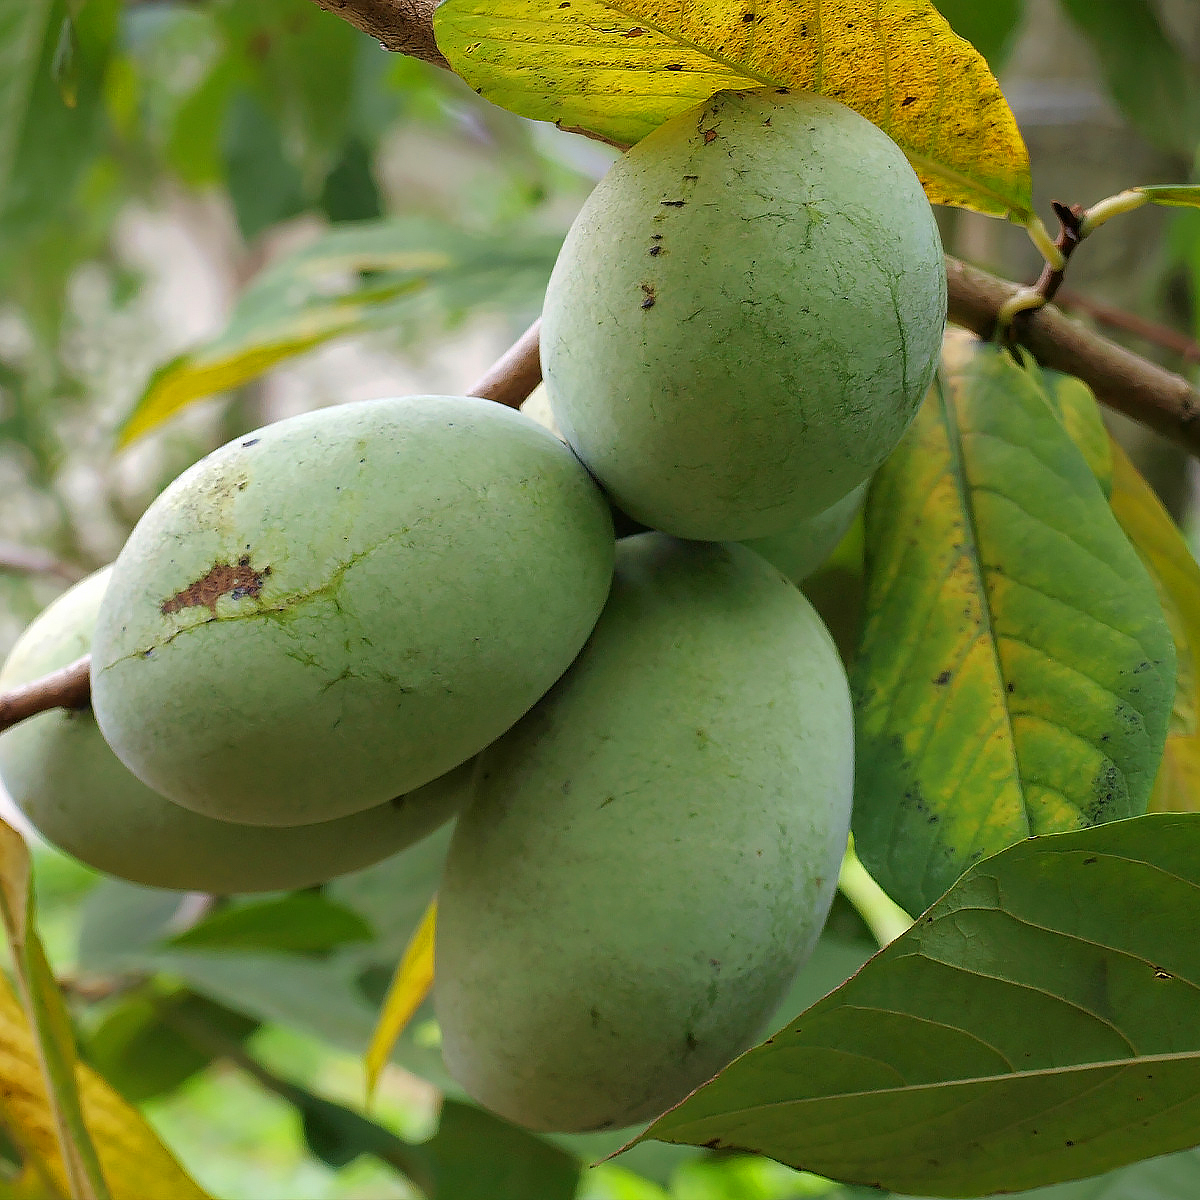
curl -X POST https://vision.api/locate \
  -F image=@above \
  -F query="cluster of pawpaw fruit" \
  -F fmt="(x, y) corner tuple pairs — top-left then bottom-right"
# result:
(0, 88), (946, 1131)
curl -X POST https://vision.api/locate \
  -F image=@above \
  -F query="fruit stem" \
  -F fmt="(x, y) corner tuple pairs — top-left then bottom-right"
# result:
(837, 841), (913, 947)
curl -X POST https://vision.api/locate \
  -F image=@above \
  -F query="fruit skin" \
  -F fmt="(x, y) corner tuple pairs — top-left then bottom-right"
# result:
(436, 534), (854, 1133)
(743, 480), (867, 584)
(0, 569), (471, 892)
(542, 88), (946, 540)
(91, 396), (614, 826)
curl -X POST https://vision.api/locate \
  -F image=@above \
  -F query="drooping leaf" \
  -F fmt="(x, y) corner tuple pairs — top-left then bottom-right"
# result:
(120, 217), (560, 442)
(1107, 442), (1200, 815)
(365, 898), (436, 1099)
(165, 893), (373, 955)
(0, 820), (109, 1200)
(0, 827), (210, 1200)
(642, 813), (1200, 1196)
(1060, 1), (1200, 158)
(434, 0), (1032, 219)
(852, 337), (1174, 915)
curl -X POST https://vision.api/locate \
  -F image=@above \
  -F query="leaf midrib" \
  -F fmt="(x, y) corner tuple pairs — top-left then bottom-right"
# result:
(934, 375), (1029, 843)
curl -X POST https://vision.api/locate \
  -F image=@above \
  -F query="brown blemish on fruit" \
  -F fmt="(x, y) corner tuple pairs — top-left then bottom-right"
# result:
(161, 555), (271, 617)
(640, 283), (656, 309)
(703, 129), (718, 144)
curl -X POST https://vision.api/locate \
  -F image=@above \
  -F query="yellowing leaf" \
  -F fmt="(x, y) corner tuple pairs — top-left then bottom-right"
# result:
(0, 974), (211, 1200)
(434, 0), (1032, 218)
(364, 899), (437, 1100)
(1108, 442), (1200, 814)
(0, 821), (107, 1200)
(852, 341), (1175, 915)
(0, 821), (209, 1200)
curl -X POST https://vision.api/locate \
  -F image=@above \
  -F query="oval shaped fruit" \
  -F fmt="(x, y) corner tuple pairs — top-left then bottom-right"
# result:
(436, 534), (854, 1133)
(92, 396), (614, 825)
(0, 569), (472, 892)
(542, 87), (946, 540)
(743, 480), (867, 584)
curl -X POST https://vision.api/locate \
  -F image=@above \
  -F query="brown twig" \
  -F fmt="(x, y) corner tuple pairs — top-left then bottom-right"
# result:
(1056, 290), (1200, 366)
(1031, 201), (1086, 309)
(0, 656), (91, 735)
(946, 256), (1200, 455)
(467, 318), (541, 408)
(306, 0), (447, 66)
(0, 542), (84, 582)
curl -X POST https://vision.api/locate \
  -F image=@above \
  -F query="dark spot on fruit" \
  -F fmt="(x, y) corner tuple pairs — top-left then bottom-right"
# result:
(741, 11), (754, 20)
(648, 245), (662, 256)
(589, 1006), (601, 1027)
(241, 438), (260, 447)
(661, 199), (686, 207)
(161, 556), (271, 616)
(621, 26), (643, 36)
(665, 62), (683, 70)
(685, 1031), (698, 1052)
(704, 129), (718, 144)
(641, 283), (656, 309)
(934, 670), (951, 686)
(600, 795), (615, 808)
(902, 95), (917, 107)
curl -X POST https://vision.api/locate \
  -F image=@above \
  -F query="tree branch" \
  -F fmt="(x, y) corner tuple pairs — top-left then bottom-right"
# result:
(468, 318), (541, 408)
(0, 542), (84, 583)
(307, 0), (447, 66)
(0, 656), (91, 735)
(945, 257), (1200, 456)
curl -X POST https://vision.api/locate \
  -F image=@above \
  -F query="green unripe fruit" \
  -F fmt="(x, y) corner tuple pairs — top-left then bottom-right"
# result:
(743, 480), (867, 584)
(542, 88), (946, 540)
(92, 396), (614, 826)
(436, 534), (854, 1133)
(0, 570), (470, 892)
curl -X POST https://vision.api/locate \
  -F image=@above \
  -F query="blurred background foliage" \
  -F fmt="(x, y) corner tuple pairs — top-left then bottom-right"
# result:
(1, 0), (1199, 1196)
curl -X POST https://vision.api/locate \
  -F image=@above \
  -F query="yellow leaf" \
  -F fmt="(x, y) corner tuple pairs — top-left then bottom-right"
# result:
(0, 823), (107, 1200)
(0, 973), (211, 1200)
(434, 0), (1032, 219)
(1109, 442), (1200, 813)
(364, 899), (437, 1101)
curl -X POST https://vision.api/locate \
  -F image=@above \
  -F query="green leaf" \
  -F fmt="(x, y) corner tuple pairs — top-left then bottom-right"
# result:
(0, 0), (55, 206)
(165, 894), (373, 955)
(433, 0), (1033, 220)
(1038, 368), (1113, 498)
(1108, 442), (1200, 815)
(428, 1101), (580, 1200)
(0, 0), (118, 252)
(852, 339), (1174, 915)
(120, 218), (560, 442)
(1059, 1), (1200, 157)
(220, 89), (306, 240)
(932, 0), (1024, 67)
(642, 813), (1200, 1195)
(85, 991), (258, 1104)
(1137, 185), (1200, 210)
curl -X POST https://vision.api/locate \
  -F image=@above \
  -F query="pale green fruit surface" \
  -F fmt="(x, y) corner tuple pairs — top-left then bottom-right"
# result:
(92, 396), (614, 826)
(436, 534), (854, 1133)
(0, 569), (471, 892)
(743, 480), (867, 584)
(542, 88), (946, 540)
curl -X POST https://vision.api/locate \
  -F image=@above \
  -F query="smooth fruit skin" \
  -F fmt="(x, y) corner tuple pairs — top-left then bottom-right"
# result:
(0, 570), (471, 892)
(436, 534), (854, 1133)
(542, 88), (947, 540)
(743, 480), (867, 584)
(91, 396), (614, 825)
